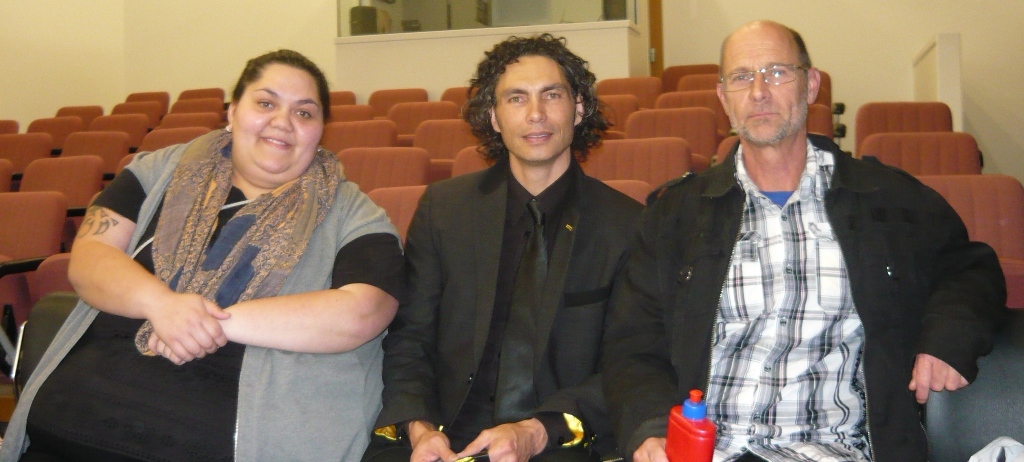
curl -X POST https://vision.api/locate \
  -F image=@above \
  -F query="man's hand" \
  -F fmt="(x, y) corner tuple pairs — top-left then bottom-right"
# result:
(633, 437), (669, 462)
(408, 420), (457, 462)
(909, 353), (968, 403)
(456, 418), (548, 462)
(146, 293), (230, 364)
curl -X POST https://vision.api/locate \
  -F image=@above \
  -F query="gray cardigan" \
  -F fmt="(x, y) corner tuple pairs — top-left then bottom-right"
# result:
(1, 140), (399, 461)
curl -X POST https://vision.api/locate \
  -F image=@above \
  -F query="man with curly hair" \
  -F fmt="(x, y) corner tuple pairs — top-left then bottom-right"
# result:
(364, 34), (642, 462)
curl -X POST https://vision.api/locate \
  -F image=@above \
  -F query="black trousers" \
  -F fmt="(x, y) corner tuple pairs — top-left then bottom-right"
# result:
(362, 435), (602, 462)
(733, 451), (770, 462)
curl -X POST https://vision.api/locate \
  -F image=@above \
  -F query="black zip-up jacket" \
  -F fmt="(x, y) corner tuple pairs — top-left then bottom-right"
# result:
(603, 134), (1005, 461)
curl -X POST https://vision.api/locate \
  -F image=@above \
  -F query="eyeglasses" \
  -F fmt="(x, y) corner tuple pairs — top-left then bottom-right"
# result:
(720, 64), (808, 92)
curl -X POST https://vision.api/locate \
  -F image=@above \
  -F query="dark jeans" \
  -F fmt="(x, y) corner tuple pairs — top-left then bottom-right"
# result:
(733, 452), (769, 462)
(362, 435), (602, 462)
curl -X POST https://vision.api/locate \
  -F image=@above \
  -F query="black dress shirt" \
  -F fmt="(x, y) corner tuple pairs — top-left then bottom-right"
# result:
(445, 164), (574, 450)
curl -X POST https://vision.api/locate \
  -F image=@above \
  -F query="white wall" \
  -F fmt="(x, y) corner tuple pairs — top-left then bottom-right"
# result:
(661, 0), (1024, 180)
(0, 1), (126, 129)
(123, 0), (339, 100)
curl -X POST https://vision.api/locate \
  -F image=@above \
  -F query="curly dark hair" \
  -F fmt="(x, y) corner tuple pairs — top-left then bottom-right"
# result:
(465, 34), (607, 162)
(231, 49), (331, 121)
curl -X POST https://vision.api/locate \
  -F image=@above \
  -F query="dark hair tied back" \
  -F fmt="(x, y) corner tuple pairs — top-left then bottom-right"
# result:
(231, 49), (332, 121)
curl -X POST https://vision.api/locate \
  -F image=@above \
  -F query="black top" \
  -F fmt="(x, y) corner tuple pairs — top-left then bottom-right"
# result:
(26, 171), (405, 462)
(445, 165), (573, 450)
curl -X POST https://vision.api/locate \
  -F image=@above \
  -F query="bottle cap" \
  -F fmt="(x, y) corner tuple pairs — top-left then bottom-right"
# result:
(682, 389), (706, 419)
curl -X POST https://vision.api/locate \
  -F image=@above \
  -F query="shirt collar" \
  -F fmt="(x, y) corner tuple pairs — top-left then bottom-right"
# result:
(505, 161), (574, 222)
(734, 139), (836, 205)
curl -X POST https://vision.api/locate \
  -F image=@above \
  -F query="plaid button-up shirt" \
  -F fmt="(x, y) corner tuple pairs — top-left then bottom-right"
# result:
(708, 142), (871, 462)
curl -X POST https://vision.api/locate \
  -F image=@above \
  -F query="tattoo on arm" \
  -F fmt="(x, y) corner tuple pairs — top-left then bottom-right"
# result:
(77, 206), (120, 238)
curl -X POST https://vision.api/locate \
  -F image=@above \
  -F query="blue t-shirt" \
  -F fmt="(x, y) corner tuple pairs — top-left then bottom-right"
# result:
(762, 190), (794, 207)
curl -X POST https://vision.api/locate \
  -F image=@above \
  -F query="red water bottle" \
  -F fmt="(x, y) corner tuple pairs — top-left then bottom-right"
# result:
(665, 389), (717, 462)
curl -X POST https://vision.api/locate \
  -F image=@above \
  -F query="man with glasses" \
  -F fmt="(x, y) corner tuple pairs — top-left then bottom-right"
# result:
(603, 20), (1004, 462)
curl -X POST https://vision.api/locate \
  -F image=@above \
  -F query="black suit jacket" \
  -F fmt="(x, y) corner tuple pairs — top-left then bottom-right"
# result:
(376, 159), (642, 454)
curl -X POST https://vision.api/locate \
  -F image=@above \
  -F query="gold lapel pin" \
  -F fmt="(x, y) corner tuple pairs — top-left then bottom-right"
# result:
(565, 224), (574, 231)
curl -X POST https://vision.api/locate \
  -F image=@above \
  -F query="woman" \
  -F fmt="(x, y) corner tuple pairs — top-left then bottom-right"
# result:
(0, 50), (404, 461)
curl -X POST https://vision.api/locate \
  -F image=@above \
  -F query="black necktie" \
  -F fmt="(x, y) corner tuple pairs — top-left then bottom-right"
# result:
(494, 199), (547, 422)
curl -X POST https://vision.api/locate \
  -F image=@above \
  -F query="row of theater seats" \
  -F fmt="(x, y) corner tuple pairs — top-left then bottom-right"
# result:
(336, 136), (693, 194)
(0, 87), (226, 152)
(607, 63), (835, 108)
(0, 128), (212, 185)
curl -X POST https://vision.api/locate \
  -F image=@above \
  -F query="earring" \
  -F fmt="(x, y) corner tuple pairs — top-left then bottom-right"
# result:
(224, 125), (232, 133)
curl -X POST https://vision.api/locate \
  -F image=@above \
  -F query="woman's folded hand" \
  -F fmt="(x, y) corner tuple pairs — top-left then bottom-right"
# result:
(145, 293), (231, 365)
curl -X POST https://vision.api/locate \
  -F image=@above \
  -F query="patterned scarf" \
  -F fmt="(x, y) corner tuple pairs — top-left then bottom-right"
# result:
(135, 129), (340, 354)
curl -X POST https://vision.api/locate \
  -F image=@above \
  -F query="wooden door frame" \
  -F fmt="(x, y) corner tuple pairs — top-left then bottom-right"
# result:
(649, 0), (663, 76)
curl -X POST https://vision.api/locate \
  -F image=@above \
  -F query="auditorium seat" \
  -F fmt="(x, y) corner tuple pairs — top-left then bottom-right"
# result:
(0, 133), (53, 179)
(366, 185), (427, 243)
(918, 174), (1024, 308)
(177, 87), (225, 102)
(321, 120), (398, 153)
(63, 131), (131, 179)
(169, 97), (225, 117)
(861, 132), (981, 175)
(440, 86), (472, 113)
(412, 119), (479, 182)
(112, 101), (163, 130)
(329, 90), (357, 106)
(157, 112), (222, 130)
(596, 76), (661, 109)
(807, 104), (834, 138)
(661, 64), (719, 93)
(337, 147), (430, 193)
(55, 106), (103, 129)
(0, 191), (67, 325)
(451, 146), (491, 177)
(21, 156), (104, 212)
(623, 107), (718, 162)
(655, 90), (730, 139)
(676, 74), (719, 92)
(89, 114), (150, 152)
(138, 127), (211, 152)
(717, 135), (740, 165)
(0, 120), (18, 135)
(599, 94), (640, 135)
(604, 179), (653, 204)
(0, 159), (13, 192)
(583, 137), (692, 186)
(21, 156), (105, 247)
(27, 116), (84, 154)
(328, 105), (375, 123)
(814, 70), (832, 108)
(126, 91), (171, 116)
(368, 88), (429, 118)
(116, 154), (135, 175)
(854, 101), (953, 155)
(27, 253), (73, 305)
(387, 101), (460, 147)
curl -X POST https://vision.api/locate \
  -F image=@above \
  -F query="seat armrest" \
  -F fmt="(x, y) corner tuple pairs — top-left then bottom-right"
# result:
(925, 310), (1024, 462)
(0, 257), (46, 281)
(66, 207), (87, 217)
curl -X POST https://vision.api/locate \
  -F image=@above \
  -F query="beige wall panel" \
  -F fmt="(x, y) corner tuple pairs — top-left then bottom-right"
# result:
(124, 0), (339, 101)
(0, 1), (126, 129)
